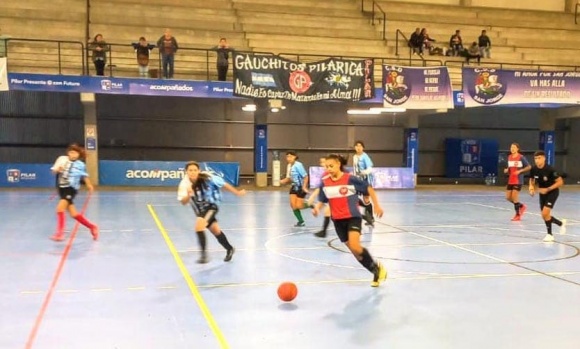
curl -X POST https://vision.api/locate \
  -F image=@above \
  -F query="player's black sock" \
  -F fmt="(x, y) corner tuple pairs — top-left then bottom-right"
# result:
(514, 202), (520, 214)
(544, 220), (553, 235)
(366, 202), (374, 219)
(550, 217), (562, 226)
(215, 231), (233, 250)
(357, 248), (377, 273)
(322, 216), (330, 232)
(196, 231), (207, 251)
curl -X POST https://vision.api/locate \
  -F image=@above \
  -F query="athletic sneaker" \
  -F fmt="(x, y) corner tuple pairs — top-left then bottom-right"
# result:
(371, 262), (388, 287)
(519, 204), (527, 217)
(511, 214), (521, 221)
(90, 226), (99, 241)
(197, 252), (209, 264)
(294, 221), (305, 227)
(50, 233), (65, 242)
(543, 234), (555, 242)
(314, 230), (327, 238)
(224, 247), (235, 262)
(560, 219), (567, 235)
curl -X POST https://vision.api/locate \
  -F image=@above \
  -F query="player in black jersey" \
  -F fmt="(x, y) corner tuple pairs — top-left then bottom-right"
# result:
(528, 151), (567, 242)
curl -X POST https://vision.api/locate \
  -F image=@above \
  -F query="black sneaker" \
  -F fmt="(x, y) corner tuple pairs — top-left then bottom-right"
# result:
(224, 247), (235, 262)
(197, 252), (209, 264)
(314, 230), (327, 238)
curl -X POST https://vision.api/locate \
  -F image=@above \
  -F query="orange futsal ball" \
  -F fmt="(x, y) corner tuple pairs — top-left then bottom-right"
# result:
(277, 282), (298, 302)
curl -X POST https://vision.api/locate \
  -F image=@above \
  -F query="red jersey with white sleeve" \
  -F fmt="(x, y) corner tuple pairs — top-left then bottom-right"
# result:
(507, 153), (530, 185)
(318, 172), (370, 220)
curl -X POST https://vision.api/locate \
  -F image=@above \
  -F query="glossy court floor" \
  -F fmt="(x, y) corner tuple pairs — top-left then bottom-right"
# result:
(1, 186), (580, 349)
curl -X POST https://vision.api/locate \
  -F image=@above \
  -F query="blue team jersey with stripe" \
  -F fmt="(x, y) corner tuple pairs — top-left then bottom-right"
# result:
(58, 159), (88, 190)
(288, 161), (308, 189)
(353, 153), (373, 176)
(318, 173), (369, 220)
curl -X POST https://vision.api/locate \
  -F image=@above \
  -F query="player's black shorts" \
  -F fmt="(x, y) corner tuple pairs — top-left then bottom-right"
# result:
(506, 184), (522, 191)
(356, 174), (373, 188)
(332, 217), (363, 243)
(58, 186), (77, 204)
(539, 190), (559, 210)
(197, 204), (219, 227)
(289, 186), (307, 199)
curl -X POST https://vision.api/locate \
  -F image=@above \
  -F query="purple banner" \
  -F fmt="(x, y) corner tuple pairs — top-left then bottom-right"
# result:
(463, 68), (580, 107)
(382, 65), (453, 109)
(309, 167), (415, 189)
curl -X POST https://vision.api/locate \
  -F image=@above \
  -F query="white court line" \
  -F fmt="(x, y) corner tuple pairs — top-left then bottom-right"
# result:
(466, 202), (580, 224)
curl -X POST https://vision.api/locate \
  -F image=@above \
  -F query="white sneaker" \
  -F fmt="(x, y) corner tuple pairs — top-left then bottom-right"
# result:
(560, 219), (567, 235)
(543, 234), (555, 242)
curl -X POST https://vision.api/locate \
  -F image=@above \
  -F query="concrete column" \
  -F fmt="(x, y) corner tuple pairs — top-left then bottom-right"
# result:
(80, 93), (99, 184)
(404, 112), (420, 182)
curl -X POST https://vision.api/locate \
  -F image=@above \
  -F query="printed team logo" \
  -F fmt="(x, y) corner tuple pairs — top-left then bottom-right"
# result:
(101, 79), (112, 91)
(469, 69), (506, 105)
(383, 67), (411, 105)
(460, 139), (481, 165)
(289, 71), (312, 94)
(543, 176), (548, 181)
(339, 186), (349, 196)
(325, 72), (351, 89)
(6, 169), (20, 183)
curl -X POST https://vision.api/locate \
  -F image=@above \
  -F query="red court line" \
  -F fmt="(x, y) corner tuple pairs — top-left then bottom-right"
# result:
(24, 193), (93, 349)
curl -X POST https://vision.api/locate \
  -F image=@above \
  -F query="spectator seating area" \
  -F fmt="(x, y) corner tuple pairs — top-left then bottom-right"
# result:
(1, 0), (580, 88)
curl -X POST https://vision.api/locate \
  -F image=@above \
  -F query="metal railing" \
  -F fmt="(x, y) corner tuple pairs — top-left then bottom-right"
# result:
(394, 29), (429, 66)
(5, 38), (86, 75)
(443, 59), (580, 72)
(361, 0), (387, 40)
(575, 3), (580, 24)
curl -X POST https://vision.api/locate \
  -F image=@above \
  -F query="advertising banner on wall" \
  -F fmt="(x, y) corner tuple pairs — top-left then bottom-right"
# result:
(382, 65), (454, 109)
(445, 138), (499, 178)
(463, 68), (580, 107)
(99, 161), (240, 186)
(309, 167), (415, 189)
(0, 163), (55, 187)
(233, 53), (375, 102)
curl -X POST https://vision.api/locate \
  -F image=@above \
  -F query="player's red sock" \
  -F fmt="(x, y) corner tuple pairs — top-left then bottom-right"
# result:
(74, 214), (95, 229)
(56, 212), (65, 234)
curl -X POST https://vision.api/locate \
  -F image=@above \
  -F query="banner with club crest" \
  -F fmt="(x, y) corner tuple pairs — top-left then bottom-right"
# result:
(382, 65), (454, 109)
(233, 53), (375, 102)
(462, 68), (580, 107)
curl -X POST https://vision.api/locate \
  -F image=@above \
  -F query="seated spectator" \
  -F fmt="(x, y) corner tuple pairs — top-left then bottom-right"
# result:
(449, 29), (463, 57)
(465, 42), (481, 64)
(408, 28), (422, 55)
(478, 29), (491, 59)
(421, 28), (444, 55)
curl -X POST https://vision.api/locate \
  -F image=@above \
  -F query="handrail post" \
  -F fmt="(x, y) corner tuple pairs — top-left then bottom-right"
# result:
(57, 41), (62, 74)
(371, 2), (375, 25)
(382, 12), (386, 40)
(206, 50), (210, 81)
(576, 3), (579, 25)
(395, 31), (399, 56)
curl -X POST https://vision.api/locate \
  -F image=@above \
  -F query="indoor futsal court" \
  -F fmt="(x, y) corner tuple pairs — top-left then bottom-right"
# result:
(2, 186), (580, 349)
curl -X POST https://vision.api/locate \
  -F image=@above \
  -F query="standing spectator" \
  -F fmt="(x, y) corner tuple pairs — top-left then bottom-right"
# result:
(132, 37), (155, 78)
(449, 29), (463, 56)
(90, 34), (109, 76)
(157, 29), (178, 79)
(465, 42), (481, 64)
(408, 28), (422, 55)
(212, 38), (234, 81)
(478, 29), (491, 59)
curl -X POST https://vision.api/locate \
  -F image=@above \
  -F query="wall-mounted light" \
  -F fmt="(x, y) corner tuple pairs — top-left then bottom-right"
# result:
(241, 104), (257, 112)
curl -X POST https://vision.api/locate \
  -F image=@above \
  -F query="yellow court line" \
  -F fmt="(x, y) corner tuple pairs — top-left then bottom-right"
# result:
(147, 204), (229, 349)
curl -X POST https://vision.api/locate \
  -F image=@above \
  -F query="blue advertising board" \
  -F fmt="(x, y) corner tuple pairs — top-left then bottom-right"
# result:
(0, 163), (55, 188)
(7, 73), (237, 99)
(254, 125), (268, 172)
(98, 161), (240, 186)
(445, 138), (499, 178)
(539, 131), (555, 166)
(309, 166), (415, 189)
(404, 128), (419, 173)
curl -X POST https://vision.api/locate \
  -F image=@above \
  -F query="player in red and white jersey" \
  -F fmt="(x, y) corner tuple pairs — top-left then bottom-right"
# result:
(312, 154), (387, 287)
(503, 143), (531, 221)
